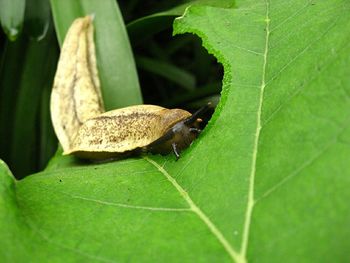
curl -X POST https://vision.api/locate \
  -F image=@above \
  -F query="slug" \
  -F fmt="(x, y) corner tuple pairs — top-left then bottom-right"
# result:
(51, 15), (208, 160)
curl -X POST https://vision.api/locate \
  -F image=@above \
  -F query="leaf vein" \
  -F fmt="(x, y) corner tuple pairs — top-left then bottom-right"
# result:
(266, 19), (337, 86)
(16, 194), (115, 262)
(240, 0), (270, 260)
(255, 123), (349, 203)
(207, 14), (264, 56)
(144, 156), (242, 262)
(269, 0), (312, 33)
(69, 194), (192, 212)
(262, 31), (348, 127)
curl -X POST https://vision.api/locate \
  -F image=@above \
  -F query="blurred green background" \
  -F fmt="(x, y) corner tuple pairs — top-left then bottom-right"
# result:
(0, 0), (223, 179)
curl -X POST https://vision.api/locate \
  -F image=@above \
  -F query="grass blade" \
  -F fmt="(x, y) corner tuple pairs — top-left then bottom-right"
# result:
(0, 0), (25, 40)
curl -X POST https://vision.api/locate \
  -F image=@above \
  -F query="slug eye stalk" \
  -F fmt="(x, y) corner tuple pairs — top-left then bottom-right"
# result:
(184, 102), (211, 126)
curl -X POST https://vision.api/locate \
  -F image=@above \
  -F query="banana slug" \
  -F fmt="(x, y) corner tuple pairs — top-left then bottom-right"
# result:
(51, 15), (208, 160)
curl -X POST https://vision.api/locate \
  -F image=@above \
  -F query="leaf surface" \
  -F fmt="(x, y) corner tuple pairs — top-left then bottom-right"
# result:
(1, 0), (350, 262)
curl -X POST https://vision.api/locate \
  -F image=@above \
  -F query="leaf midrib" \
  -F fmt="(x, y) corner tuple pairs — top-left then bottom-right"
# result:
(239, 0), (270, 260)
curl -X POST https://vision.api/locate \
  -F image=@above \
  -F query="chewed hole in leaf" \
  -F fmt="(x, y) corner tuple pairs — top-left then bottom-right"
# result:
(134, 29), (223, 124)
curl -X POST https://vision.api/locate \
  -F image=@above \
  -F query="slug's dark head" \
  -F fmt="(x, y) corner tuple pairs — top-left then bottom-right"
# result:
(146, 103), (211, 159)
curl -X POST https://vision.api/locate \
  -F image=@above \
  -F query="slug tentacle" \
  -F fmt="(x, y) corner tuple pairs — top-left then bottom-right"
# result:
(172, 143), (180, 160)
(184, 102), (211, 125)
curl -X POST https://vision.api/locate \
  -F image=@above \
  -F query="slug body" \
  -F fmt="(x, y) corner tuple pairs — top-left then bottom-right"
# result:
(50, 15), (104, 153)
(51, 16), (205, 160)
(66, 104), (202, 159)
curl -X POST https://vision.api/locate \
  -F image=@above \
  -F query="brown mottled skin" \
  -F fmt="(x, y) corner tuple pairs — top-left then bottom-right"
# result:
(50, 16), (105, 153)
(66, 105), (201, 159)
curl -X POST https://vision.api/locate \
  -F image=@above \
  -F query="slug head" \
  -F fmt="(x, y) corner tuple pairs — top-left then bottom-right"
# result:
(146, 103), (210, 159)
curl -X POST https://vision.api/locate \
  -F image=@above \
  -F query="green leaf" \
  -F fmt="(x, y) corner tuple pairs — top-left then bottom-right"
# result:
(0, 0), (25, 40)
(50, 0), (143, 110)
(0, 26), (58, 179)
(174, 0), (350, 261)
(38, 44), (59, 170)
(0, 38), (26, 162)
(24, 0), (51, 40)
(164, 81), (222, 107)
(2, 0), (350, 262)
(10, 29), (58, 179)
(0, 160), (23, 262)
(136, 55), (196, 91)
